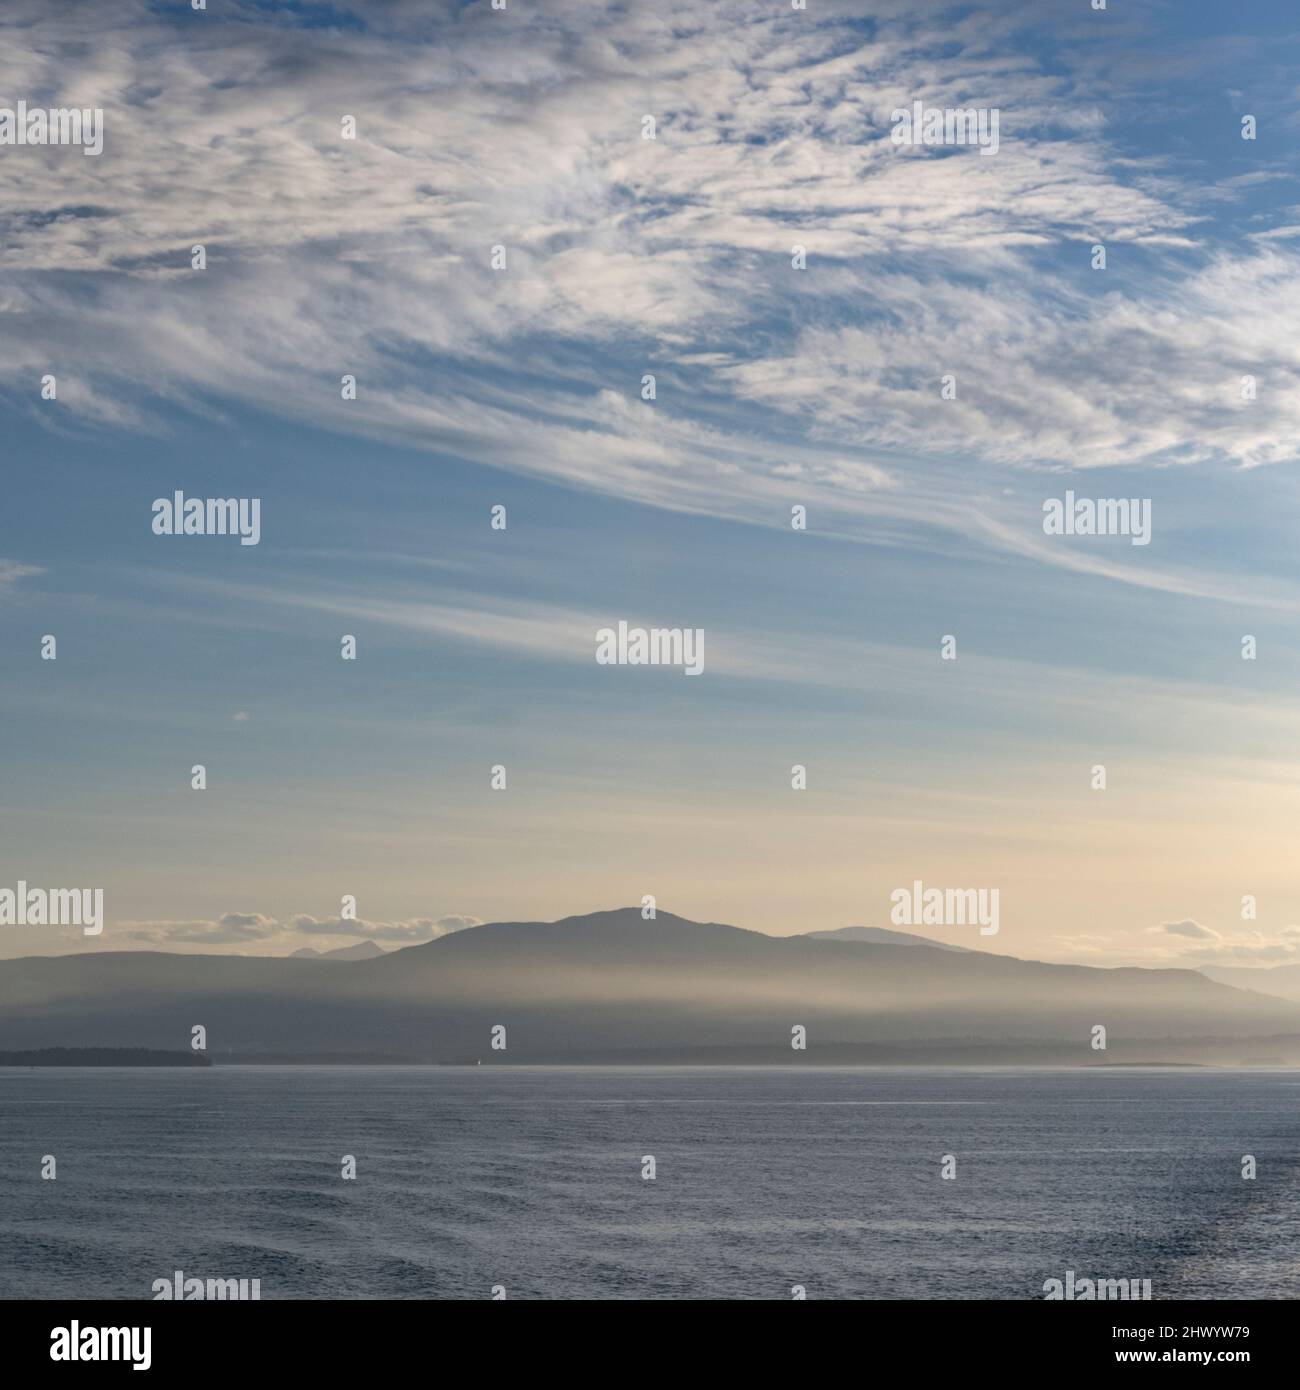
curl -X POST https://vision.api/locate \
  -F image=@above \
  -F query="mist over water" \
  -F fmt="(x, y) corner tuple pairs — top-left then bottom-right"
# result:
(2, 1066), (1297, 1300)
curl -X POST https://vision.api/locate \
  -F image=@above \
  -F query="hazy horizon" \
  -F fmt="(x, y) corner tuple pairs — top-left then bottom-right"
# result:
(3, 904), (1300, 976)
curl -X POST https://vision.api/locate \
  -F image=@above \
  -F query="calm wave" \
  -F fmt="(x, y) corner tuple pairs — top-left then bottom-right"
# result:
(1, 1066), (1296, 1300)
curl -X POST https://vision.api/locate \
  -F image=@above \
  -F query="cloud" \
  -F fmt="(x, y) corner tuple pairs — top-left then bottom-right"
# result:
(1183, 932), (1300, 966)
(431, 915), (482, 934)
(120, 910), (483, 949)
(289, 913), (481, 943)
(1100, 923), (1300, 967)
(722, 250), (1300, 473)
(1150, 919), (1221, 941)
(122, 912), (279, 945)
(4, 0), (1296, 601)
(0, 559), (43, 596)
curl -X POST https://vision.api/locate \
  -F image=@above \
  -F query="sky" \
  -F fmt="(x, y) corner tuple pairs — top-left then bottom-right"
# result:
(3, 0), (1300, 966)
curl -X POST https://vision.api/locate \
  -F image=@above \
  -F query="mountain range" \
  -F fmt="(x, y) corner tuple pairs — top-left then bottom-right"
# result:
(1199, 962), (1300, 1006)
(290, 941), (388, 962)
(0, 909), (1296, 1064)
(804, 925), (972, 952)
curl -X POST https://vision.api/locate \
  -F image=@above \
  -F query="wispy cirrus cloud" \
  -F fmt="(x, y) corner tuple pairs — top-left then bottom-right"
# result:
(0, 560), (43, 596)
(4, 0), (1298, 599)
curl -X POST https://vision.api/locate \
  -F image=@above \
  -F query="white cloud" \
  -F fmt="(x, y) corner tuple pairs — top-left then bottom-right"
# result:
(2, 0), (1296, 597)
(0, 560), (43, 595)
(123, 911), (279, 945)
(122, 910), (482, 949)
(1149, 919), (1221, 941)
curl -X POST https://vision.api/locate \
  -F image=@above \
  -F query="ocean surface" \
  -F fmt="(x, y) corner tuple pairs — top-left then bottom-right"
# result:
(1, 1066), (1297, 1300)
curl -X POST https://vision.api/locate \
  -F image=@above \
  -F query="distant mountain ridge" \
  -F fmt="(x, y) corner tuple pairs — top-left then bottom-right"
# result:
(802, 926), (972, 953)
(0, 907), (1297, 1064)
(291, 941), (387, 961)
(1200, 963), (1300, 1004)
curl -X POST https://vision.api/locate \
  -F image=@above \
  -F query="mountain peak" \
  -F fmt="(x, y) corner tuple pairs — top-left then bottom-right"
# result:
(291, 940), (387, 962)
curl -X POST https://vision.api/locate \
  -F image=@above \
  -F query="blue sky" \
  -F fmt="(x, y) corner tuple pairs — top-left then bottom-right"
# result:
(3, 0), (1300, 964)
